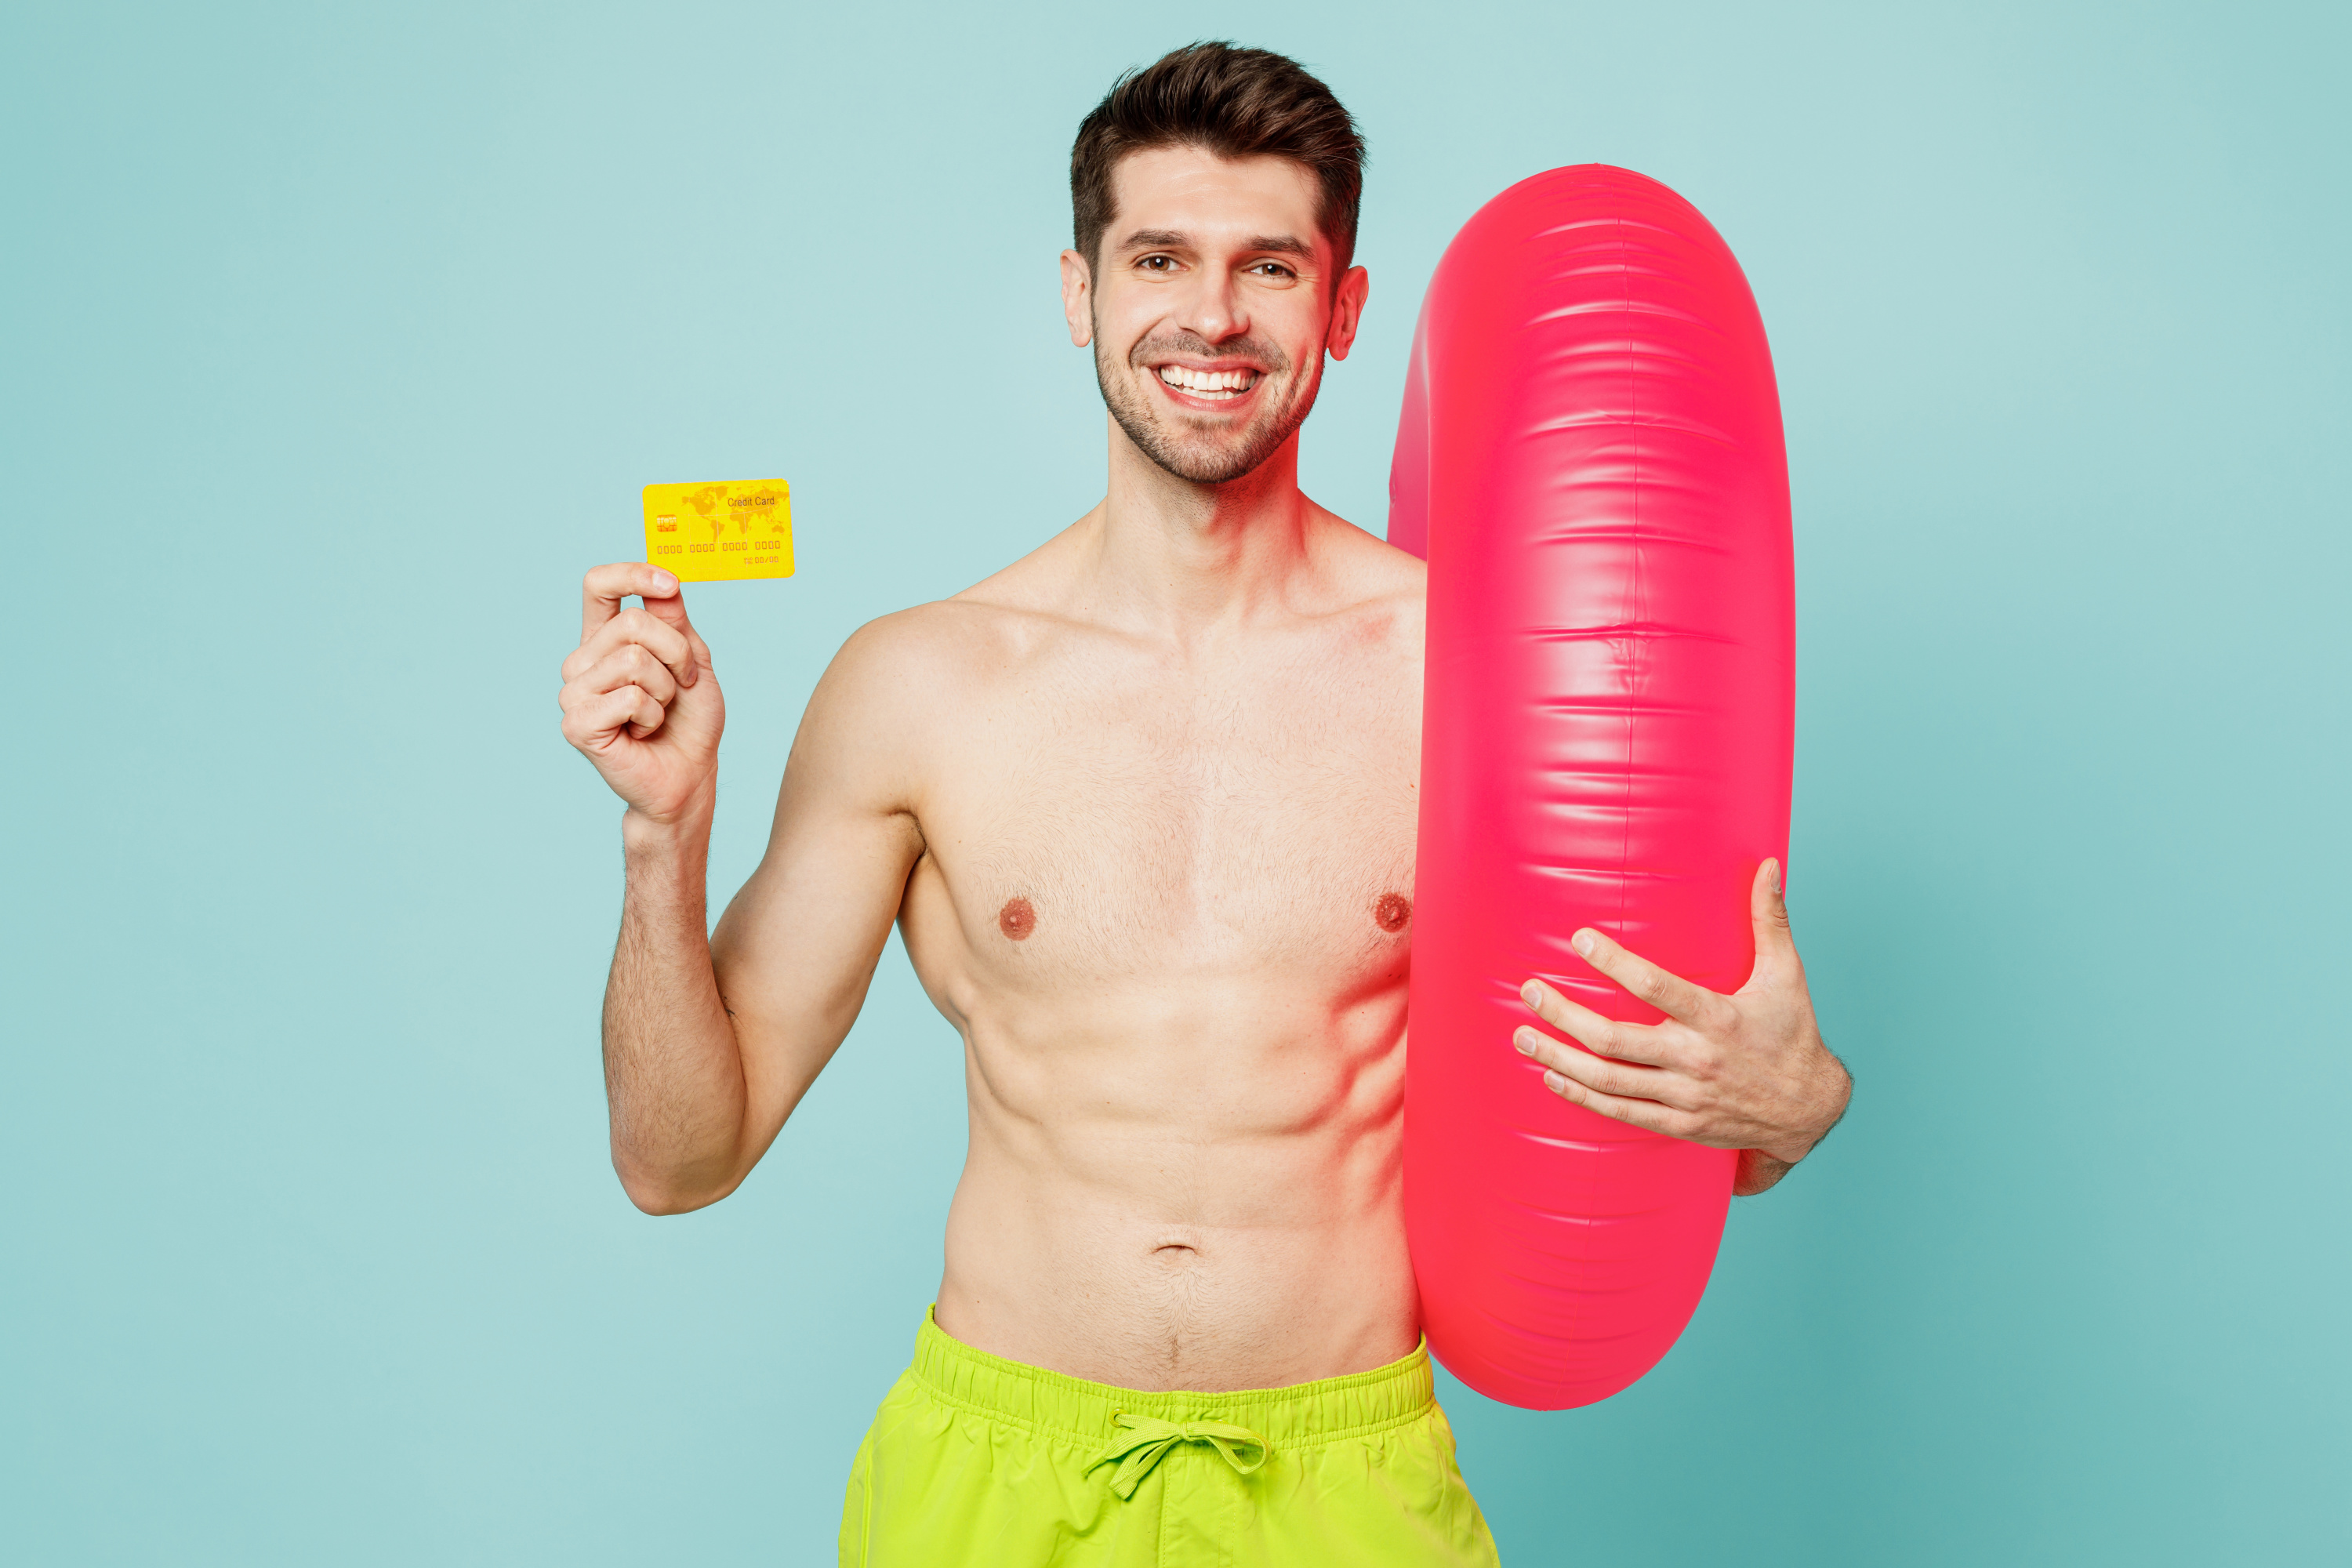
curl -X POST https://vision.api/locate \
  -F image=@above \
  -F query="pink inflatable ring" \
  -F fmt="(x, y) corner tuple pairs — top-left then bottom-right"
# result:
(1392, 165), (1795, 1410)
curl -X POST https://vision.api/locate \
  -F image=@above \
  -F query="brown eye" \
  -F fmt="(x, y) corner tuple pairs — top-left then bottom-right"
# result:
(1375, 893), (1411, 933)
(998, 897), (1036, 941)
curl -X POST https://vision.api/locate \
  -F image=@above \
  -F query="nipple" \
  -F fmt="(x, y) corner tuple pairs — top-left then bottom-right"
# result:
(998, 896), (1036, 941)
(1374, 892), (1412, 933)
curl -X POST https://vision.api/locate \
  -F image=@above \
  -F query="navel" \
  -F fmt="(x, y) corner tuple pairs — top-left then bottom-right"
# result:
(997, 896), (1036, 941)
(1375, 892), (1412, 933)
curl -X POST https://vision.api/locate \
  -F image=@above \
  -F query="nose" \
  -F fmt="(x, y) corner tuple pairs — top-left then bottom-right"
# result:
(1174, 263), (1249, 345)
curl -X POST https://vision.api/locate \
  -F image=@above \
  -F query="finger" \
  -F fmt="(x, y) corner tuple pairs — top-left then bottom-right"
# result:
(637, 593), (707, 688)
(1518, 980), (1671, 1065)
(630, 574), (702, 665)
(581, 562), (683, 644)
(1515, 1026), (1696, 1108)
(624, 684), (666, 735)
(563, 608), (694, 688)
(561, 684), (664, 750)
(1570, 928), (1726, 1031)
(581, 644), (679, 710)
(1539, 1069), (1694, 1138)
(1749, 858), (1798, 974)
(560, 676), (666, 731)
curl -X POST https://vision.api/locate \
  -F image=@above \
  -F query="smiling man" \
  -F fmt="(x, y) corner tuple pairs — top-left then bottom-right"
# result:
(558, 42), (1849, 1568)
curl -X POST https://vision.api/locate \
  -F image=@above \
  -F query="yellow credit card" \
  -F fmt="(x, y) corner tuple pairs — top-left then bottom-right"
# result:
(642, 479), (795, 581)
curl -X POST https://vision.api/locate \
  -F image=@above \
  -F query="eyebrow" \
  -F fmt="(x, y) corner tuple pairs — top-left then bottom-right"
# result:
(1117, 228), (1316, 260)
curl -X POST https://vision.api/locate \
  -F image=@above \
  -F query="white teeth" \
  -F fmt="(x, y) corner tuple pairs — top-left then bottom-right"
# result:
(1158, 365), (1258, 396)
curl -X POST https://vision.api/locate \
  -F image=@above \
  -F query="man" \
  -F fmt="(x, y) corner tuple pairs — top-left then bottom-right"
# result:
(558, 42), (1850, 1567)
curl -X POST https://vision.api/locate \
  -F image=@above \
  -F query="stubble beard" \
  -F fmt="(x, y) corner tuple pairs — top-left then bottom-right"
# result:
(1094, 324), (1321, 486)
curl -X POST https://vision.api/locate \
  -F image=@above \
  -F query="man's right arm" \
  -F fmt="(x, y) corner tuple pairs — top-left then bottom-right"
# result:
(560, 564), (927, 1214)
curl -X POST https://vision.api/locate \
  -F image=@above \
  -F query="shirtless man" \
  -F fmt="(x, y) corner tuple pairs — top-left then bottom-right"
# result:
(558, 43), (1850, 1568)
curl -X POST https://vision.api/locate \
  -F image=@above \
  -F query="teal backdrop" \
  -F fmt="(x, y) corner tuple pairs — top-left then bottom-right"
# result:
(5, 2), (2347, 1563)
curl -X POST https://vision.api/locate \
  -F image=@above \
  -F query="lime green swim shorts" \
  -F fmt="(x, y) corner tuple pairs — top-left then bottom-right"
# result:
(838, 1308), (1499, 1566)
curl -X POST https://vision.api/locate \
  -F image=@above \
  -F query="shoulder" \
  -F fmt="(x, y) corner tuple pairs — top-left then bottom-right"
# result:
(827, 534), (1088, 701)
(802, 528), (1093, 749)
(1305, 506), (1425, 653)
(789, 536), (1097, 822)
(775, 601), (1008, 826)
(808, 599), (1022, 739)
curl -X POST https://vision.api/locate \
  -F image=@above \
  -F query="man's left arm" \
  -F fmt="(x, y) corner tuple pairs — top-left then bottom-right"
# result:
(1512, 860), (1852, 1196)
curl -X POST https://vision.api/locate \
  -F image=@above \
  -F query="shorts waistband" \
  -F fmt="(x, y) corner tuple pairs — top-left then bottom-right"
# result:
(908, 1306), (1434, 1450)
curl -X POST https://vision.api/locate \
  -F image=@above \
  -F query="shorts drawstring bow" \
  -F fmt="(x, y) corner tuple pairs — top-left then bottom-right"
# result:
(1088, 1412), (1270, 1499)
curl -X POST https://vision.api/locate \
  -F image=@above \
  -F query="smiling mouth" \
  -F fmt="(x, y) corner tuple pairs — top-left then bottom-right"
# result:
(1155, 364), (1262, 401)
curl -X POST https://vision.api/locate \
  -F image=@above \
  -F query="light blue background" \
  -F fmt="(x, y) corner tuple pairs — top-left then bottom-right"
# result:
(5, 2), (2346, 1563)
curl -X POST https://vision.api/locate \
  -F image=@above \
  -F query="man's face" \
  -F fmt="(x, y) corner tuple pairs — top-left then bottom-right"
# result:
(1061, 146), (1368, 486)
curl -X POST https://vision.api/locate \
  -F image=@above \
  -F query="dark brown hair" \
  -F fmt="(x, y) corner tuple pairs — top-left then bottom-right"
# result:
(1071, 42), (1366, 276)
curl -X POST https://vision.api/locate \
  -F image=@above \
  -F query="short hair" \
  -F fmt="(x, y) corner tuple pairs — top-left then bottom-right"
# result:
(1070, 42), (1366, 277)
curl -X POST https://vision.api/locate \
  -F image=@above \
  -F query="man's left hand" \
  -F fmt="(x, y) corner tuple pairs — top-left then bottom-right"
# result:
(1514, 860), (1851, 1196)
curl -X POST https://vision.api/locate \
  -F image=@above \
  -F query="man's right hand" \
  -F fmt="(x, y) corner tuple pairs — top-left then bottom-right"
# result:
(559, 563), (724, 826)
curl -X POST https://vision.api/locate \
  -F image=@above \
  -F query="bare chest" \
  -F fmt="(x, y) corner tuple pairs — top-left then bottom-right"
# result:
(916, 632), (1422, 985)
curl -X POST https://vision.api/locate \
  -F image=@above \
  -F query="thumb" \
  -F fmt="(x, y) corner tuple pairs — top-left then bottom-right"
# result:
(1749, 858), (1797, 974)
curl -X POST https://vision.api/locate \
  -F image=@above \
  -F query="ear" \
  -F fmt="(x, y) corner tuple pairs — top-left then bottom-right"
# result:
(1325, 265), (1370, 361)
(1059, 249), (1094, 348)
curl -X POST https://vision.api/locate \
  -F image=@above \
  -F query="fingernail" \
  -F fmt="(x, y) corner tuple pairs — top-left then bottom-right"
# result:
(656, 572), (679, 593)
(1513, 1030), (1535, 1054)
(1572, 931), (1595, 958)
(1770, 861), (1783, 896)
(1520, 981), (1541, 1007)
(682, 663), (697, 687)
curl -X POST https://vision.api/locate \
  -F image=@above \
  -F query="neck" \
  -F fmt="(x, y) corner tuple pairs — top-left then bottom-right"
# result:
(1081, 416), (1318, 636)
